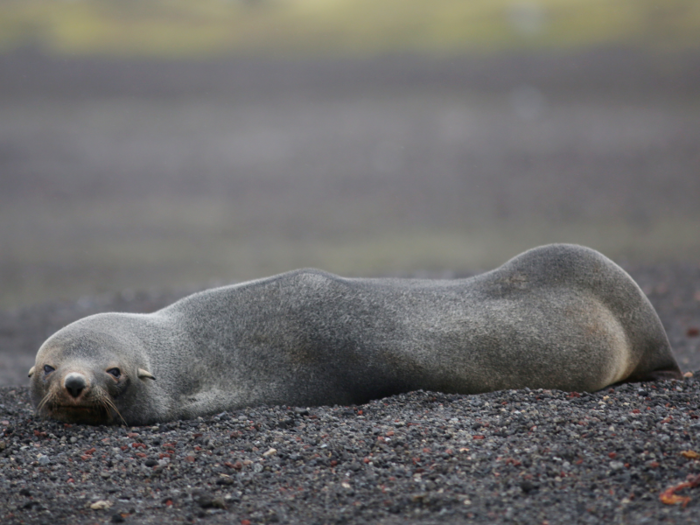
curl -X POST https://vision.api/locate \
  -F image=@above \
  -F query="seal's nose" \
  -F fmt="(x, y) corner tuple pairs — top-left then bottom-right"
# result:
(64, 373), (87, 398)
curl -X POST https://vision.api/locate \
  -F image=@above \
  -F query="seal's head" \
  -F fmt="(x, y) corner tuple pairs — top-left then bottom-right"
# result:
(29, 314), (156, 425)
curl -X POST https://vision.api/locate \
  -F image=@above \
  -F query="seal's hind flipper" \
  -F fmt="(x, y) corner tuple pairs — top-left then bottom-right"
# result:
(622, 363), (683, 384)
(641, 369), (683, 382)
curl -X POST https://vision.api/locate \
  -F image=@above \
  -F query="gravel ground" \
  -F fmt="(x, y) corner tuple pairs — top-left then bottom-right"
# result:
(1, 263), (699, 524)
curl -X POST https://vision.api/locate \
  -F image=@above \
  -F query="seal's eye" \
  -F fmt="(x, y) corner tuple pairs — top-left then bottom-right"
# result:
(107, 368), (121, 379)
(43, 365), (55, 375)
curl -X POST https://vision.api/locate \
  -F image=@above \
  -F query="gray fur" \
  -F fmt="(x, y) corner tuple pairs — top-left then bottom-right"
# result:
(30, 244), (681, 425)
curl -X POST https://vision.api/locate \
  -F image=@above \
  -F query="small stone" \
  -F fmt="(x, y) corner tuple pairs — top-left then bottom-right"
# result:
(520, 481), (537, 494)
(610, 461), (625, 471)
(216, 476), (234, 486)
(196, 494), (226, 509)
(411, 493), (428, 503)
(38, 455), (50, 466)
(263, 448), (277, 457)
(90, 500), (112, 510)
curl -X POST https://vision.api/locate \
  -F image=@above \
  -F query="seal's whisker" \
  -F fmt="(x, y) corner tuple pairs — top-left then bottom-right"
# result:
(99, 393), (127, 426)
(35, 391), (53, 413)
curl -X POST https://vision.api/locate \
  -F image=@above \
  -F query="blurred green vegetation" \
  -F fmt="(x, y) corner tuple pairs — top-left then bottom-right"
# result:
(1, 0), (699, 58)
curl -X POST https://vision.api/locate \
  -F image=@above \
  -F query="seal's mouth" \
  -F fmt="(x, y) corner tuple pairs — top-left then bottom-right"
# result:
(55, 405), (99, 412)
(36, 389), (126, 425)
(45, 404), (114, 425)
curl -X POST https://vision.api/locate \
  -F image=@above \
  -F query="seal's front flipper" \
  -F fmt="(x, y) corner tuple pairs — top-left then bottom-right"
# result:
(178, 389), (242, 420)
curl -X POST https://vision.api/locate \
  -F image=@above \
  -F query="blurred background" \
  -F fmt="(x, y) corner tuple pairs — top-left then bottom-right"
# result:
(1, 0), (700, 309)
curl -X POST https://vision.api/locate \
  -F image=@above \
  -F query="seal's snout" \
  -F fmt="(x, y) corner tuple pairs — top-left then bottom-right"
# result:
(64, 373), (88, 399)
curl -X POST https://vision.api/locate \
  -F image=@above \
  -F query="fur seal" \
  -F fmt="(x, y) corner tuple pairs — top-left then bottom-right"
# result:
(29, 243), (681, 425)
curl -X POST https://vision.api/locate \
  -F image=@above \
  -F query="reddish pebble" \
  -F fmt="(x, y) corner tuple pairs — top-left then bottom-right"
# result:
(608, 452), (617, 459)
(185, 456), (196, 462)
(687, 327), (699, 337)
(473, 435), (485, 440)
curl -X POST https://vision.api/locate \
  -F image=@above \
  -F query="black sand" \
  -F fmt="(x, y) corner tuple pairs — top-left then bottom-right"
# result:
(1, 264), (699, 524)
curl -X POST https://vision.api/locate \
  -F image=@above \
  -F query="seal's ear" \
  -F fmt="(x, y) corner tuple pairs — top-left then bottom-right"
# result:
(28, 366), (35, 378)
(138, 368), (156, 381)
